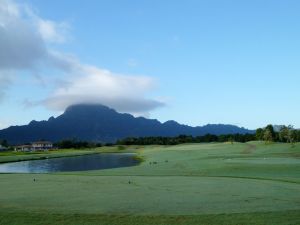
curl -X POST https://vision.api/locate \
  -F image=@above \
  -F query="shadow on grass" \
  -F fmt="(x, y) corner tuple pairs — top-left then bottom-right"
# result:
(0, 210), (299, 225)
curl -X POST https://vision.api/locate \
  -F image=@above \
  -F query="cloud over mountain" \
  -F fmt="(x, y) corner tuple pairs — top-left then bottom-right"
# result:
(40, 61), (165, 114)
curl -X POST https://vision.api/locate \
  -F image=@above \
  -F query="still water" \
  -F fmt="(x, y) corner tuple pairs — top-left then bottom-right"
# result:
(0, 153), (139, 173)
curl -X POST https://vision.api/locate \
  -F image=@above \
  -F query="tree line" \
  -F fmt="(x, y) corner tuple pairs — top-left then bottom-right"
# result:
(1, 125), (299, 149)
(117, 125), (300, 145)
(54, 140), (104, 149)
(255, 125), (300, 145)
(117, 133), (256, 145)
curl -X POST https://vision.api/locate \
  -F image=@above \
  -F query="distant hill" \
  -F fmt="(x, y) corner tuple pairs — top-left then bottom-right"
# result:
(0, 104), (254, 144)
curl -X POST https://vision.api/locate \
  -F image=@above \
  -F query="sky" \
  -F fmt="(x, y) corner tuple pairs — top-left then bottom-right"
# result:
(0, 0), (300, 130)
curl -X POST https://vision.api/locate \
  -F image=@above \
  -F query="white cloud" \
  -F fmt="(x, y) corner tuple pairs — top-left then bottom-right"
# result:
(0, 0), (70, 70)
(0, 0), (19, 18)
(38, 62), (165, 114)
(36, 18), (70, 43)
(0, 1), (47, 70)
(0, 0), (165, 115)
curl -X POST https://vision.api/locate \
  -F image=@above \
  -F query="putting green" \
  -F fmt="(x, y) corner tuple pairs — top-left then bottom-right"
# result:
(0, 174), (299, 215)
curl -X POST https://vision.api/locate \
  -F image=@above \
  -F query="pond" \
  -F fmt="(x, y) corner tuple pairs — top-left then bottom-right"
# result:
(0, 153), (139, 173)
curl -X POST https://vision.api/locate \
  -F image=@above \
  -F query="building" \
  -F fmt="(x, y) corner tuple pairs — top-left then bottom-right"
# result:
(32, 141), (53, 151)
(15, 141), (53, 152)
(15, 145), (32, 152)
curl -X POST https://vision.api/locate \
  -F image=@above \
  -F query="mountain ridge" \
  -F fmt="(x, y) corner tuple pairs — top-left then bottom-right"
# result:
(0, 104), (254, 144)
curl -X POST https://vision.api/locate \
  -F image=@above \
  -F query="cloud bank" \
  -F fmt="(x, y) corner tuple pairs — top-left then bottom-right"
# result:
(40, 58), (164, 114)
(0, 0), (164, 115)
(0, 1), (46, 70)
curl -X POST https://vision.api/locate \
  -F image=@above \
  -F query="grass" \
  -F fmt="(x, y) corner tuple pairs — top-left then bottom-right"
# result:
(1, 210), (299, 225)
(0, 142), (299, 224)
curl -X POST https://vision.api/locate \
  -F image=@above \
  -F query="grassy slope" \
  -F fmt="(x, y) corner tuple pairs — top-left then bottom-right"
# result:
(0, 142), (299, 225)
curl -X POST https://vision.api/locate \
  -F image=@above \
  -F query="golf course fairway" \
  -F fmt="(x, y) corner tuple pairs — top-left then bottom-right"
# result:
(0, 142), (299, 225)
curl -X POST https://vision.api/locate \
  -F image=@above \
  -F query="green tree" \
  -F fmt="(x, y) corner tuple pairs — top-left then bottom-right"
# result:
(289, 130), (297, 147)
(279, 126), (289, 142)
(285, 125), (297, 147)
(265, 124), (275, 139)
(255, 128), (264, 140)
(263, 129), (273, 143)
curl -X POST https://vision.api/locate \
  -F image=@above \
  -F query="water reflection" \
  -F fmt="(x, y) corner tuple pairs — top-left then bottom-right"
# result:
(0, 153), (139, 173)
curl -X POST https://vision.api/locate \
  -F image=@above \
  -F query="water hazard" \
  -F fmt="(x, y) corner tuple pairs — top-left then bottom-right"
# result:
(0, 153), (139, 173)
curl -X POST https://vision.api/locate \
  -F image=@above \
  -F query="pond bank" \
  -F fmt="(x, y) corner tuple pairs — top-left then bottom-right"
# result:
(0, 146), (140, 164)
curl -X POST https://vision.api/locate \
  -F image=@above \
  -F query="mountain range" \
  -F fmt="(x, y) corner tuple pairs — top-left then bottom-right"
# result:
(0, 104), (254, 144)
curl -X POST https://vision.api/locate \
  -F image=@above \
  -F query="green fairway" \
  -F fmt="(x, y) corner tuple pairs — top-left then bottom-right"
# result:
(0, 142), (299, 225)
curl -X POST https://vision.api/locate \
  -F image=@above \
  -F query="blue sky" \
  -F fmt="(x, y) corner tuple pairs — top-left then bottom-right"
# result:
(0, 0), (300, 129)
